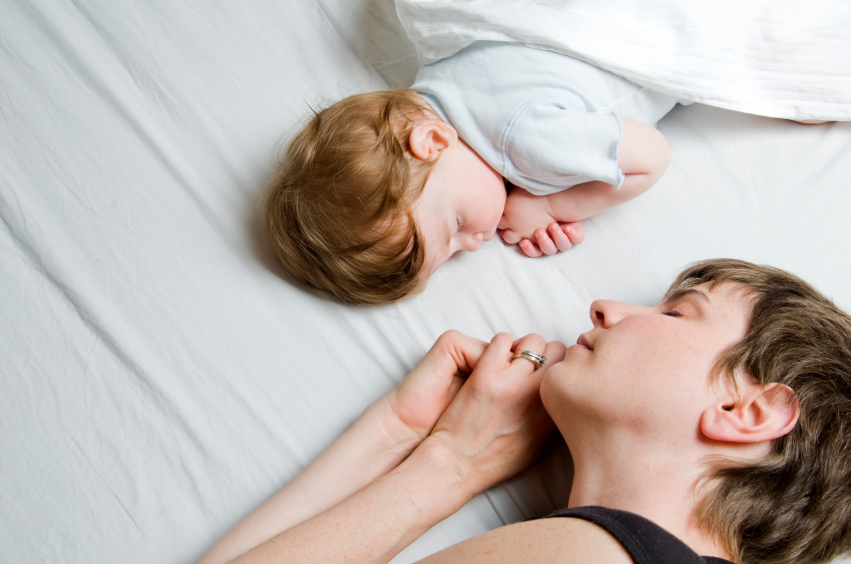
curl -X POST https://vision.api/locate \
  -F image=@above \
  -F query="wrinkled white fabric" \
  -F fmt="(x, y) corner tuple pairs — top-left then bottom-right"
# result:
(396, 0), (851, 120)
(2, 2), (851, 564)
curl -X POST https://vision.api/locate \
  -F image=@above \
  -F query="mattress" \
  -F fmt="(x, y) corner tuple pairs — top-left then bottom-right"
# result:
(1, 1), (850, 563)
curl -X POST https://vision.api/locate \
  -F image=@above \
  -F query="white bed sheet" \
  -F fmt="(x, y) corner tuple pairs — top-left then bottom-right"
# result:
(1, 1), (850, 563)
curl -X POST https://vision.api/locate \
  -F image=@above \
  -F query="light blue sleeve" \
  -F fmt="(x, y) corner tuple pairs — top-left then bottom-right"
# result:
(501, 94), (624, 196)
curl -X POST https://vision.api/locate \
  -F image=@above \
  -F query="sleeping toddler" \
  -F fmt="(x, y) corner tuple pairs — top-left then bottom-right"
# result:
(262, 41), (679, 304)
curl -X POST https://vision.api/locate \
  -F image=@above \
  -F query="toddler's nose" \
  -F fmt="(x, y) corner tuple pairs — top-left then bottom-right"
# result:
(460, 232), (484, 252)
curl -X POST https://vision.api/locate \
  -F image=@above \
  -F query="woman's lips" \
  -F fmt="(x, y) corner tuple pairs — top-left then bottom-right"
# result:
(576, 334), (593, 350)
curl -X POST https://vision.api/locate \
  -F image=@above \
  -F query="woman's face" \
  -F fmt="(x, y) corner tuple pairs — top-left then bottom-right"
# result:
(541, 282), (752, 445)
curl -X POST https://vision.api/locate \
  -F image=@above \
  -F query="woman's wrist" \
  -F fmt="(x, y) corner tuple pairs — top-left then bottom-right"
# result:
(224, 429), (485, 564)
(367, 439), (481, 538)
(365, 393), (431, 462)
(399, 435), (488, 512)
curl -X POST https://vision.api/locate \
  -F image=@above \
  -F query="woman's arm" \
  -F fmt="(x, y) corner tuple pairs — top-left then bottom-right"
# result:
(224, 332), (564, 564)
(197, 331), (489, 564)
(198, 331), (565, 564)
(500, 118), (671, 256)
(196, 399), (422, 564)
(230, 435), (474, 564)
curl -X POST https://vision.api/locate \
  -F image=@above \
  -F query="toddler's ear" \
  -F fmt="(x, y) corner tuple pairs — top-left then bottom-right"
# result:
(409, 121), (456, 161)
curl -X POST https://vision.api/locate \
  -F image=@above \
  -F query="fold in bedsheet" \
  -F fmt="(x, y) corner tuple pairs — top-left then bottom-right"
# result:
(396, 0), (851, 121)
(2, 2), (851, 564)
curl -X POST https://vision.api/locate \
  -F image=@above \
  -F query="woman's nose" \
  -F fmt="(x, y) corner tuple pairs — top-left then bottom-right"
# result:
(589, 299), (647, 328)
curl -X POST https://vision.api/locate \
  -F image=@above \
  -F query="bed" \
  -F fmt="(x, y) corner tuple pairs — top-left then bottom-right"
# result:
(2, 1), (850, 563)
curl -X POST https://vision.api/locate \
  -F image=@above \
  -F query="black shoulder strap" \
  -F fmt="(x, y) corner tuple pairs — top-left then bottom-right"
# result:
(547, 506), (733, 564)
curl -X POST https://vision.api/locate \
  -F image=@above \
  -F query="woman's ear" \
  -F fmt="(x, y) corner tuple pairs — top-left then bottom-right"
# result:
(701, 382), (799, 444)
(409, 121), (456, 161)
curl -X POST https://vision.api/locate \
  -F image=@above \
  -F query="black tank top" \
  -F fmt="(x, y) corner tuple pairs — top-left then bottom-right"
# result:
(547, 506), (734, 564)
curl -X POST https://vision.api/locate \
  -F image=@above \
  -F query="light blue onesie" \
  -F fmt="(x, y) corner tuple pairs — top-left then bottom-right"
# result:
(411, 41), (682, 196)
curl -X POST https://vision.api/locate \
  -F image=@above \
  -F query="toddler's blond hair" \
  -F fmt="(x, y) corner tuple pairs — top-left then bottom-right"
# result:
(261, 89), (441, 304)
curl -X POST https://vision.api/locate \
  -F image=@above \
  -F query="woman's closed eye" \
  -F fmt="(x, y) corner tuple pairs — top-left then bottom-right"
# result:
(662, 310), (684, 318)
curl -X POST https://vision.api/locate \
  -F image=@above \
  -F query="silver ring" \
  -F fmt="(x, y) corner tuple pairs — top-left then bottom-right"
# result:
(512, 350), (547, 370)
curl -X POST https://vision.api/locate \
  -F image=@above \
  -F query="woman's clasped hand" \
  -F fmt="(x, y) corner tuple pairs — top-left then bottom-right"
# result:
(394, 331), (566, 499)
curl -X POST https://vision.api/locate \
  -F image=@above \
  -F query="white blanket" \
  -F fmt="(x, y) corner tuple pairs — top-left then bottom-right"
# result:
(396, 0), (851, 121)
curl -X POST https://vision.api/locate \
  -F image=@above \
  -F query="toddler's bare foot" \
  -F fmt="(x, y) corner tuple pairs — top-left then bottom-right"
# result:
(508, 221), (584, 257)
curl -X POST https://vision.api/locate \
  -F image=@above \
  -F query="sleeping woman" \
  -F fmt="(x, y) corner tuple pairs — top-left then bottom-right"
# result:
(197, 258), (851, 564)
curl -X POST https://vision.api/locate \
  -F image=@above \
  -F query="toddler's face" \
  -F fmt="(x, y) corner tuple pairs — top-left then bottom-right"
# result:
(412, 139), (507, 273)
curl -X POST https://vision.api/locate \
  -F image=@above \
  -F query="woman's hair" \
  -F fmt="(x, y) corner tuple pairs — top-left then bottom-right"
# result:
(667, 259), (851, 564)
(260, 89), (441, 305)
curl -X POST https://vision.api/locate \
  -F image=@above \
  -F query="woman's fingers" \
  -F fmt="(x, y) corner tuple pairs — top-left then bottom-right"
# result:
(508, 333), (547, 375)
(490, 333), (547, 372)
(433, 330), (489, 374)
(548, 339), (567, 362)
(475, 332), (515, 372)
(388, 331), (488, 443)
(541, 340), (567, 370)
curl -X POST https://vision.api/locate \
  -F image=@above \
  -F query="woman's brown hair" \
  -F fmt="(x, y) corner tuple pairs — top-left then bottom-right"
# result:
(668, 259), (851, 564)
(261, 89), (441, 305)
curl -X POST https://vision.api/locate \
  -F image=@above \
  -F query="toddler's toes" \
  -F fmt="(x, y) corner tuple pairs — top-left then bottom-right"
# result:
(562, 221), (585, 245)
(548, 223), (573, 252)
(500, 228), (522, 245)
(519, 238), (543, 258)
(534, 228), (558, 256)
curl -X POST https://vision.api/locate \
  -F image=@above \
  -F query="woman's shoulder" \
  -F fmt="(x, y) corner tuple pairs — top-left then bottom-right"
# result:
(414, 516), (634, 564)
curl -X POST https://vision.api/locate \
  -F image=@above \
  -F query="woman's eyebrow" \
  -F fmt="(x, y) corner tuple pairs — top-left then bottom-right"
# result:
(663, 288), (712, 308)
